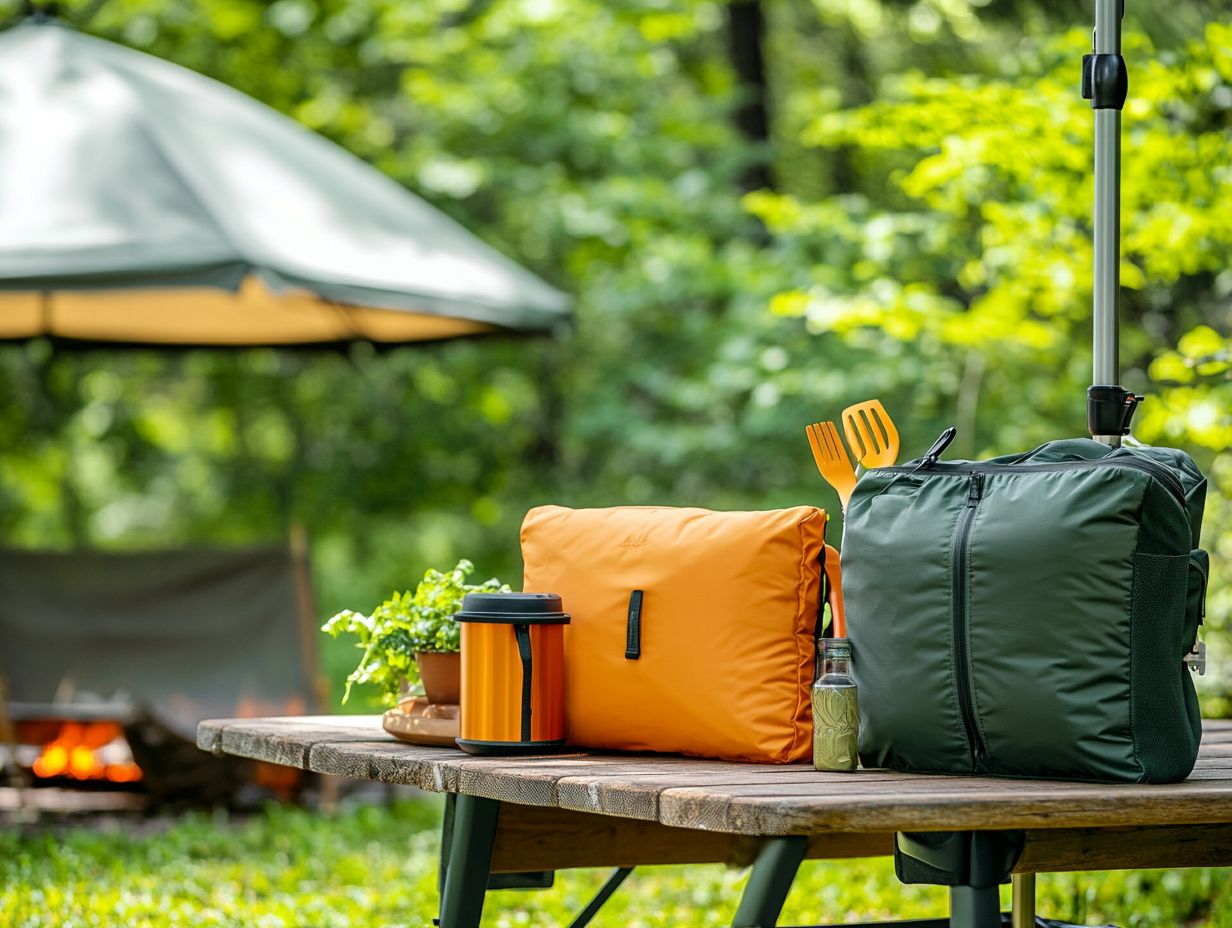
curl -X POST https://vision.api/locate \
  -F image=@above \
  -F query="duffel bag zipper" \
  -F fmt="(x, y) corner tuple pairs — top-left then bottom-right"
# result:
(889, 453), (1186, 509)
(952, 472), (987, 771)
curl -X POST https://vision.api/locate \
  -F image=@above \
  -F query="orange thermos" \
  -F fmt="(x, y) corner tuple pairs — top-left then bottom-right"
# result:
(455, 592), (569, 755)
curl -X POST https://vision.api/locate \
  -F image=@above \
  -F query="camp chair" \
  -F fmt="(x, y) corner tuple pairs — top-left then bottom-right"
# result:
(0, 531), (323, 803)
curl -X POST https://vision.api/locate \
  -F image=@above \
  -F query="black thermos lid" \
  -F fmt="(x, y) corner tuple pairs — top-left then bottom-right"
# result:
(454, 592), (570, 625)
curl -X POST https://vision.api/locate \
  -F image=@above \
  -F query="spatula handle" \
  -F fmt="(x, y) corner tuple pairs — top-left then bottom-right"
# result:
(822, 543), (846, 638)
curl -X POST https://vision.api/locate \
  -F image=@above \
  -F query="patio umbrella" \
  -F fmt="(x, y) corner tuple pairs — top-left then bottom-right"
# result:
(0, 18), (570, 347)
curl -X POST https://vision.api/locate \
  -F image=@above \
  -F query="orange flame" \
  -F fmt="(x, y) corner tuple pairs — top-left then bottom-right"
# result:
(31, 721), (142, 783)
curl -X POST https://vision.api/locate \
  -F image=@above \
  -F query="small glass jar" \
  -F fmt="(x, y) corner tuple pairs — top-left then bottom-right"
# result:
(812, 637), (859, 772)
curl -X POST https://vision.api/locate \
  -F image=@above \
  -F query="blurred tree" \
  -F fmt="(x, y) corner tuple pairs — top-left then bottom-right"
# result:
(725, 0), (772, 190)
(755, 23), (1231, 704)
(0, 0), (1223, 706)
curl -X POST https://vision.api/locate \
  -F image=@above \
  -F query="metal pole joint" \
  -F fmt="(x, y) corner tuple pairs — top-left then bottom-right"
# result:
(1081, 52), (1128, 109)
(1087, 385), (1143, 436)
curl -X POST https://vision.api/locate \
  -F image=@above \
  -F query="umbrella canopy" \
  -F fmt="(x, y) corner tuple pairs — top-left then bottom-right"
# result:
(0, 20), (570, 346)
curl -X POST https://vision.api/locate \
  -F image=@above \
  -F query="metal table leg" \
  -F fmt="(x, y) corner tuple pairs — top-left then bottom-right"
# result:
(567, 866), (635, 928)
(438, 794), (501, 928)
(1011, 874), (1036, 928)
(949, 885), (1001, 928)
(731, 835), (809, 927)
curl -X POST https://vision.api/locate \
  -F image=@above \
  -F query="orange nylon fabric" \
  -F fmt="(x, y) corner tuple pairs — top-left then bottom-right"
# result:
(521, 505), (828, 763)
(459, 623), (566, 744)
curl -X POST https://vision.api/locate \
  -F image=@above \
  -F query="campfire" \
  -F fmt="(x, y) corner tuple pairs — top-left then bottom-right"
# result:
(0, 543), (322, 808)
(29, 721), (142, 784)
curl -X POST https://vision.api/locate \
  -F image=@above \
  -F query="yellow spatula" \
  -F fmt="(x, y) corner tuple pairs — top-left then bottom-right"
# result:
(806, 420), (857, 511)
(841, 399), (900, 469)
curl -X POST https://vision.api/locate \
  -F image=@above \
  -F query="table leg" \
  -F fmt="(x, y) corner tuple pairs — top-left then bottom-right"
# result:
(949, 885), (1001, 928)
(730, 835), (809, 927)
(1011, 873), (1036, 928)
(439, 794), (500, 928)
(566, 866), (634, 928)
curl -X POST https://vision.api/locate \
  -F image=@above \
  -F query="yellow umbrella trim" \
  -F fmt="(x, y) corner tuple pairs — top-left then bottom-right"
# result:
(0, 276), (495, 345)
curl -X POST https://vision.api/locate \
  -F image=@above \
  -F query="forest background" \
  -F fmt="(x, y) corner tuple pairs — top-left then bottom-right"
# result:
(0, 0), (1227, 710)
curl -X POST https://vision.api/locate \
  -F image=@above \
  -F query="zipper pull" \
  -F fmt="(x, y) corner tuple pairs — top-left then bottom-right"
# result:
(967, 472), (985, 506)
(972, 740), (987, 770)
(914, 427), (957, 472)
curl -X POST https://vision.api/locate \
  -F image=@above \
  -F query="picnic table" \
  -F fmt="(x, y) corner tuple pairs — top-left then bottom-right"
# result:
(198, 716), (1232, 928)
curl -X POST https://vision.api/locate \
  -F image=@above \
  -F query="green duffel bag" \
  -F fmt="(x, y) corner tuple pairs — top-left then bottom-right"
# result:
(843, 430), (1209, 783)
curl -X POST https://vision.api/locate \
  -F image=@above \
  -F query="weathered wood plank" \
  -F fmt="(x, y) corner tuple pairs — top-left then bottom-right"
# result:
(198, 716), (388, 766)
(306, 738), (895, 810)
(1016, 824), (1232, 873)
(198, 715), (383, 747)
(1190, 752), (1232, 763)
(491, 802), (738, 870)
(555, 770), (930, 821)
(490, 802), (892, 871)
(199, 716), (1232, 838)
(490, 811), (1232, 875)
(437, 756), (855, 809)
(456, 759), (677, 808)
(218, 725), (385, 768)
(308, 741), (468, 789)
(1200, 726), (1232, 743)
(658, 779), (1232, 835)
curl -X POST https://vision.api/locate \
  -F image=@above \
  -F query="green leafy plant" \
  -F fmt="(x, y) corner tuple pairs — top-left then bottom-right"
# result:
(322, 559), (508, 705)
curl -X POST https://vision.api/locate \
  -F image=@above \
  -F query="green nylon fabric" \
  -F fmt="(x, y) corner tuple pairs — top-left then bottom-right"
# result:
(0, 22), (571, 337)
(843, 438), (1207, 783)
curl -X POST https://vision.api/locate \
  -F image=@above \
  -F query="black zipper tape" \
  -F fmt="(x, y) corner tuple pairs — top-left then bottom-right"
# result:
(952, 472), (988, 771)
(884, 455), (1186, 508)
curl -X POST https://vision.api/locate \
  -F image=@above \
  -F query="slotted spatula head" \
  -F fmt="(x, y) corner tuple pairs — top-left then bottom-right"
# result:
(841, 399), (900, 469)
(806, 420), (857, 511)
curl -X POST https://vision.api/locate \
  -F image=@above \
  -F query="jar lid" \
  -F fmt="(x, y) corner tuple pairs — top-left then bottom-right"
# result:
(454, 592), (570, 625)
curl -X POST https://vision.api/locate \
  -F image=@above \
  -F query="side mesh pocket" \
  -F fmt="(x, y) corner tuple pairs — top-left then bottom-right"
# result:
(1130, 551), (1199, 783)
(1188, 549), (1209, 644)
(1182, 549), (1210, 749)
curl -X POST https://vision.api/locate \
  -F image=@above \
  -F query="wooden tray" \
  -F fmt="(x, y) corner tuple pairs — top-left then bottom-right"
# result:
(382, 698), (459, 747)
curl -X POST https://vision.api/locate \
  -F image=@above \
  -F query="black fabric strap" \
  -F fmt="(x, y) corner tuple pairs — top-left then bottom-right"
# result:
(514, 623), (533, 741)
(625, 590), (644, 660)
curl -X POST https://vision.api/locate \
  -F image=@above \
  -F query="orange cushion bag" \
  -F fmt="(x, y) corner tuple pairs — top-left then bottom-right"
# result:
(520, 505), (832, 763)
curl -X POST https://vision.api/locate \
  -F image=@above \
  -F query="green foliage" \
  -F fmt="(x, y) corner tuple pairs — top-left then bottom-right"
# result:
(755, 25), (1232, 443)
(322, 559), (507, 706)
(0, 3), (1226, 922)
(755, 23), (1232, 706)
(2, 799), (1232, 926)
(0, 0), (1224, 707)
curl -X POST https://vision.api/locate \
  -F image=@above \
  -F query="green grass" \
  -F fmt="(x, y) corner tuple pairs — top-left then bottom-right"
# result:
(1, 799), (1228, 927)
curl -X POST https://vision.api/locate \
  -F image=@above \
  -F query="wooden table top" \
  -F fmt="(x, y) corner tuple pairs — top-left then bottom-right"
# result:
(198, 716), (1232, 837)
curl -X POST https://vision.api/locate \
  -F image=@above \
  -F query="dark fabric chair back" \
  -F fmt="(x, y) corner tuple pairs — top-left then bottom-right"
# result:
(0, 545), (318, 737)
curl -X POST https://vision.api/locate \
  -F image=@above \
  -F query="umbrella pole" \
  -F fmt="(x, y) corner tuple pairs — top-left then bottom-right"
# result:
(1085, 0), (1139, 446)
(1092, 0), (1122, 400)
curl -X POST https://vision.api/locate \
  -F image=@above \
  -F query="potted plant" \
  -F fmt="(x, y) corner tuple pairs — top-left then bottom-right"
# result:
(323, 560), (508, 707)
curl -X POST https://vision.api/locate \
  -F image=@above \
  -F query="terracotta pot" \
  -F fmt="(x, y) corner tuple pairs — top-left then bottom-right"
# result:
(415, 651), (461, 706)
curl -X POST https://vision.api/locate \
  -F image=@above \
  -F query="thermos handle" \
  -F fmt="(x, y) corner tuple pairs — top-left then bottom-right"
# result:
(514, 623), (533, 741)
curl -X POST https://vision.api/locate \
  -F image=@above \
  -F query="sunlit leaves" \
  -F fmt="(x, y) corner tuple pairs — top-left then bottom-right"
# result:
(761, 22), (1232, 704)
(763, 25), (1232, 419)
(322, 559), (509, 706)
